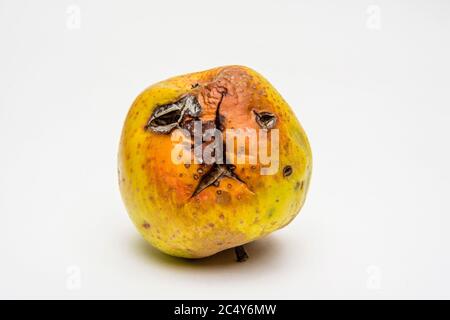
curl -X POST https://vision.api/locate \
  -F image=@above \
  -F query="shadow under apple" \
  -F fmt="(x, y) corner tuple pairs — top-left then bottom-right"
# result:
(131, 234), (286, 270)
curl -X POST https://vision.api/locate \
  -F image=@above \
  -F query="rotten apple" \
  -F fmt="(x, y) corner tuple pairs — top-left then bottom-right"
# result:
(118, 66), (312, 261)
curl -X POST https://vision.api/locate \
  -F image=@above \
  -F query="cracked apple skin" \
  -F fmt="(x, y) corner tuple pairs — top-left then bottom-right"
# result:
(118, 65), (312, 258)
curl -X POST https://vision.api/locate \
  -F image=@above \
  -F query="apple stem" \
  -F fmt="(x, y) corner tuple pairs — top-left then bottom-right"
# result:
(234, 245), (248, 262)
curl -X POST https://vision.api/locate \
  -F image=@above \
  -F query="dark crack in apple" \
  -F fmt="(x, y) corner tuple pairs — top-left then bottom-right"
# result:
(253, 110), (277, 129)
(146, 95), (201, 134)
(146, 86), (263, 198)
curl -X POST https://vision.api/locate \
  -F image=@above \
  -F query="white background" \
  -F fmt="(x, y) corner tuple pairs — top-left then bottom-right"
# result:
(1, 0), (449, 299)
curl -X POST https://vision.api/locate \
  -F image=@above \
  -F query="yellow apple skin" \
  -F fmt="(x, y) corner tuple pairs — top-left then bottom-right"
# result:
(118, 66), (312, 258)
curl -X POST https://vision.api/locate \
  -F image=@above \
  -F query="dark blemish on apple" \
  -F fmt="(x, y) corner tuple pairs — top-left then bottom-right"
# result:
(283, 165), (293, 177)
(191, 164), (247, 196)
(142, 222), (151, 229)
(216, 190), (231, 205)
(253, 110), (277, 129)
(184, 164), (190, 169)
(146, 95), (201, 134)
(295, 180), (304, 190)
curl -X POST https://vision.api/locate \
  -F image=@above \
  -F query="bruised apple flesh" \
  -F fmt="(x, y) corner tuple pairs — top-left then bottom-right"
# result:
(118, 66), (312, 261)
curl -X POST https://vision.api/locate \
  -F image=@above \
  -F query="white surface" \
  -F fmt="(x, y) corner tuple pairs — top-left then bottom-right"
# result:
(1, 0), (450, 299)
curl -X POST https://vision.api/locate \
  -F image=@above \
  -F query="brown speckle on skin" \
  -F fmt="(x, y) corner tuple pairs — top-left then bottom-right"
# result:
(219, 214), (225, 220)
(227, 183), (232, 189)
(142, 222), (151, 229)
(283, 165), (293, 177)
(193, 174), (199, 180)
(184, 164), (190, 169)
(295, 180), (304, 190)
(216, 190), (231, 205)
(216, 190), (222, 195)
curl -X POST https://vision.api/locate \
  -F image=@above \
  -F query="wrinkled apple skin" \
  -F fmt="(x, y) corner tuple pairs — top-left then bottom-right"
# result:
(118, 66), (312, 258)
